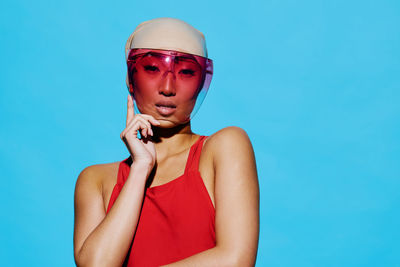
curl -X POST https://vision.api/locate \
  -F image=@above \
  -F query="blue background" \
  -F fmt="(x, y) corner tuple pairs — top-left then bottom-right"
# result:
(1, 0), (399, 266)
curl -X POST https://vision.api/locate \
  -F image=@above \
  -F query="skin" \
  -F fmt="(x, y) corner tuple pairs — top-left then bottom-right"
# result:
(73, 60), (260, 266)
(129, 49), (204, 124)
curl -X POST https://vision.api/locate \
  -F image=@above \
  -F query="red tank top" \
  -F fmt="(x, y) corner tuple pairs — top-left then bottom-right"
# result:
(106, 135), (216, 266)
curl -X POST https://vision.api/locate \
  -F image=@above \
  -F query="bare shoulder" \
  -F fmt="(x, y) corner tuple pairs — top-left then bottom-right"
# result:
(205, 126), (255, 159)
(203, 127), (259, 266)
(75, 162), (120, 196)
(73, 162), (120, 259)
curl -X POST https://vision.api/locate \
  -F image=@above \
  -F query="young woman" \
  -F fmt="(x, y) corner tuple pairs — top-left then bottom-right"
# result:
(73, 17), (259, 267)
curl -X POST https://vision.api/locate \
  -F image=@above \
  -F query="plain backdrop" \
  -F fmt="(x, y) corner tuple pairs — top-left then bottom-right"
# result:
(1, 0), (399, 266)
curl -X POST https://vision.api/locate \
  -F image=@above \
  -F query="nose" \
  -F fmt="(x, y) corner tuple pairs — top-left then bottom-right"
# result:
(158, 71), (176, 96)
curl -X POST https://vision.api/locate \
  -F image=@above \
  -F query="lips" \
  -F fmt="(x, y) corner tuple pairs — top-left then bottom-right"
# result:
(155, 100), (177, 108)
(155, 100), (177, 116)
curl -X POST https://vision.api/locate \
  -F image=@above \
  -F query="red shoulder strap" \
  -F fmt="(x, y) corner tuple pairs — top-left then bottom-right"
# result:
(185, 135), (208, 173)
(117, 156), (131, 184)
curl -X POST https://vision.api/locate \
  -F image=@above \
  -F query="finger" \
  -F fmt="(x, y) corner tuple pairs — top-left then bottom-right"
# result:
(141, 127), (148, 138)
(125, 119), (150, 139)
(121, 119), (141, 138)
(121, 121), (140, 141)
(138, 117), (153, 137)
(141, 114), (161, 126)
(126, 117), (151, 133)
(126, 95), (135, 127)
(133, 118), (152, 138)
(137, 116), (154, 136)
(130, 95), (136, 116)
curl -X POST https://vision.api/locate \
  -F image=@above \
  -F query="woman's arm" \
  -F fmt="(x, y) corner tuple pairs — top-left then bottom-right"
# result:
(162, 126), (260, 267)
(73, 163), (151, 267)
(74, 95), (158, 266)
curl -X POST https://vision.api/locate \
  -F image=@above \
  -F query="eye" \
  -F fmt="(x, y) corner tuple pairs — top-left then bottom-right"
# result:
(179, 69), (196, 76)
(144, 65), (160, 73)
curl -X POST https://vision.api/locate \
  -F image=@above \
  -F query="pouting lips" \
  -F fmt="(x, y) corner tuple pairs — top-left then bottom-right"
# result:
(155, 101), (177, 116)
(155, 101), (177, 108)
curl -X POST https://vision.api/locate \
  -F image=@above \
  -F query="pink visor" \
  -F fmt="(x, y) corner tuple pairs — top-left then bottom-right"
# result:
(126, 48), (213, 124)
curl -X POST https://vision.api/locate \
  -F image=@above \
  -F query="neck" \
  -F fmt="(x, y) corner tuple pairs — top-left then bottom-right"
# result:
(151, 121), (198, 159)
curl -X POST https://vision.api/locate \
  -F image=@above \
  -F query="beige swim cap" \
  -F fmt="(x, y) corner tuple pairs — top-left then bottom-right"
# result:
(125, 17), (208, 87)
(125, 17), (208, 59)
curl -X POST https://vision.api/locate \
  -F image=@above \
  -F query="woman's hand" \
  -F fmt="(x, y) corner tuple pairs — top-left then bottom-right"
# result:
(120, 95), (160, 171)
(74, 96), (160, 266)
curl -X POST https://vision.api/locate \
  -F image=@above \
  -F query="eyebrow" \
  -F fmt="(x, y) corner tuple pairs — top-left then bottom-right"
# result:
(141, 52), (201, 66)
(176, 55), (199, 64)
(143, 52), (165, 59)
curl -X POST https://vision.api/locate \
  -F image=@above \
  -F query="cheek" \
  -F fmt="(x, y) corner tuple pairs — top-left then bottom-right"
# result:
(175, 85), (199, 114)
(134, 75), (158, 94)
(176, 77), (203, 100)
(132, 72), (202, 110)
(131, 75), (157, 113)
(133, 76), (159, 105)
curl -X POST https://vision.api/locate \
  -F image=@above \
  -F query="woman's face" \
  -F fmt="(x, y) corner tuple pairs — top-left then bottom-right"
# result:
(128, 50), (205, 126)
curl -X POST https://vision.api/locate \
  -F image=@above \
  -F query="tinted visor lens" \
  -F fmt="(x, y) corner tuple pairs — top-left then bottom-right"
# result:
(134, 52), (203, 86)
(126, 48), (213, 123)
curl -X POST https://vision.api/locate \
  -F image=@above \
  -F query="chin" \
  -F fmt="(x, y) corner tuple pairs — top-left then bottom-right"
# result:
(156, 118), (191, 128)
